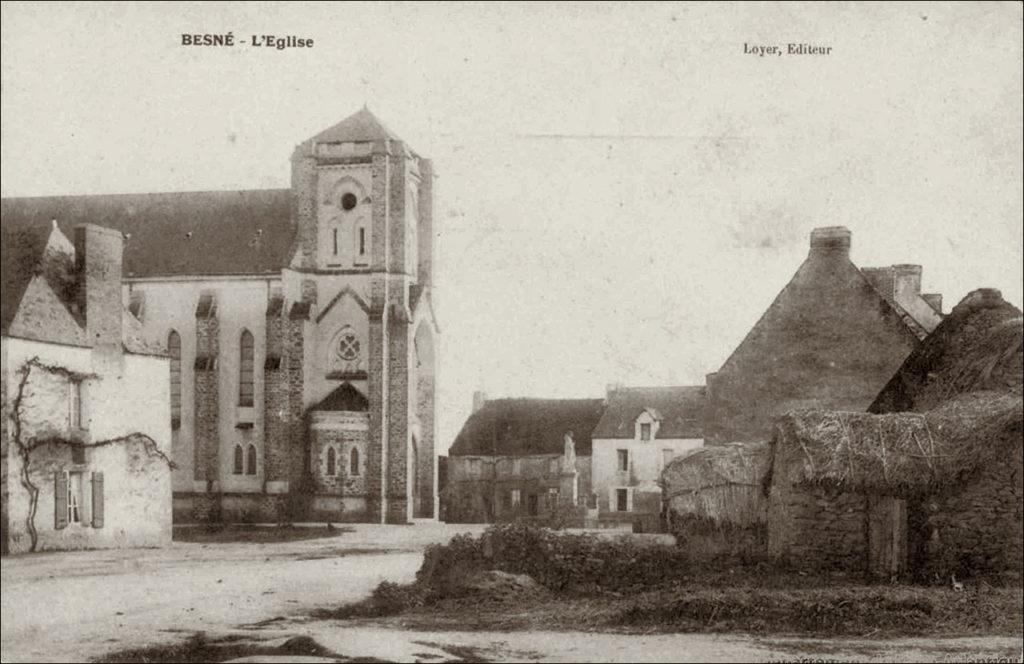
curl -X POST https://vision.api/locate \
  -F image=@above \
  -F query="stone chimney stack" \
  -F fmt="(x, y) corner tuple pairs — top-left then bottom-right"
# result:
(472, 390), (488, 413)
(922, 293), (943, 314)
(75, 224), (124, 373)
(808, 226), (852, 259)
(605, 382), (623, 399)
(893, 264), (922, 304)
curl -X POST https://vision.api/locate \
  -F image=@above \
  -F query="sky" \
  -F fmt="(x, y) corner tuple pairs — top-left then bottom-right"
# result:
(2, 1), (1022, 451)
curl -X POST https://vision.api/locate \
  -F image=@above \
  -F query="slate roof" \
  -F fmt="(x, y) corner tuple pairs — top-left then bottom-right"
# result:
(1, 216), (56, 333)
(1, 189), (294, 279)
(592, 386), (706, 439)
(449, 398), (606, 457)
(311, 107), (401, 144)
(311, 382), (369, 412)
(1, 221), (163, 354)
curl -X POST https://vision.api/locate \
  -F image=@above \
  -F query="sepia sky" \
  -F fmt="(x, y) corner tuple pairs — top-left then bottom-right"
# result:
(2, 1), (1022, 450)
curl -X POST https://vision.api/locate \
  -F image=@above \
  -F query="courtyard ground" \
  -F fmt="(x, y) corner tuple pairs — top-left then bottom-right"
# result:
(1, 523), (1021, 663)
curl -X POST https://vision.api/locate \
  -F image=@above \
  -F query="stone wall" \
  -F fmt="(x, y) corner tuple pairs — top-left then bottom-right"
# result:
(767, 481), (869, 574)
(444, 453), (587, 525)
(918, 443), (1024, 580)
(193, 293), (219, 491)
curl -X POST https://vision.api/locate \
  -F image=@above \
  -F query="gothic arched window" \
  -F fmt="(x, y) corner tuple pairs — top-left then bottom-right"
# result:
(239, 330), (254, 407)
(326, 447), (336, 476)
(350, 447), (360, 476)
(246, 444), (257, 475)
(233, 445), (244, 475)
(168, 331), (181, 427)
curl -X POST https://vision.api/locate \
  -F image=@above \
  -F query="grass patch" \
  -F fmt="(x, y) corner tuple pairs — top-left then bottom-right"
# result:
(173, 524), (352, 544)
(320, 524), (1024, 639)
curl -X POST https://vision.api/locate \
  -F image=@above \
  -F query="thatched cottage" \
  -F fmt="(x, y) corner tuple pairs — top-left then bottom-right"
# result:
(767, 289), (1023, 580)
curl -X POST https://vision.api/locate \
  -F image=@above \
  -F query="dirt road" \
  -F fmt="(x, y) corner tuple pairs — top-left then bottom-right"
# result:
(1, 524), (1020, 663)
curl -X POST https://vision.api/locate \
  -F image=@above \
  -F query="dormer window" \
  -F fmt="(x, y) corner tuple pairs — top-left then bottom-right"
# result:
(640, 423), (651, 441)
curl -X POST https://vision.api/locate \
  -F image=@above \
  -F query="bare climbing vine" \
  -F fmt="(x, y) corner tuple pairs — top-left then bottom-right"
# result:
(9, 356), (175, 552)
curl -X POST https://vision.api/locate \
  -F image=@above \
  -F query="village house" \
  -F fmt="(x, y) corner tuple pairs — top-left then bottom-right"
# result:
(1, 220), (171, 554)
(443, 394), (603, 524)
(703, 226), (943, 444)
(590, 385), (704, 530)
(444, 387), (705, 528)
(1, 108), (440, 525)
(767, 289), (1022, 580)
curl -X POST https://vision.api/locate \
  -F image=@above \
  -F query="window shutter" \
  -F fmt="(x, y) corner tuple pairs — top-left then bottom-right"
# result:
(92, 472), (105, 528)
(55, 471), (68, 529)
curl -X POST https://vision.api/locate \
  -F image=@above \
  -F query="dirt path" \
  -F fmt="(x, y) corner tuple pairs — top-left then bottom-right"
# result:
(0, 524), (483, 663)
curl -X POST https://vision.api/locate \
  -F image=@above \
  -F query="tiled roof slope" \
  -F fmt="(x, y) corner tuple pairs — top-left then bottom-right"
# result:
(311, 107), (400, 143)
(593, 386), (705, 439)
(1, 189), (294, 279)
(449, 398), (606, 457)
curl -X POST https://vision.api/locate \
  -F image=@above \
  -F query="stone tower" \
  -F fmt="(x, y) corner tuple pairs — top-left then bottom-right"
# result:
(288, 108), (438, 524)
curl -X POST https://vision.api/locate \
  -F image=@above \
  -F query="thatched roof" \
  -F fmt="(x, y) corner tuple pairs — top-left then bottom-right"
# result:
(870, 289), (1022, 414)
(661, 443), (770, 527)
(771, 391), (1023, 498)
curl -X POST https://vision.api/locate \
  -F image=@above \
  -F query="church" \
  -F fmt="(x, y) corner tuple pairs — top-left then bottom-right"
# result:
(1, 108), (440, 525)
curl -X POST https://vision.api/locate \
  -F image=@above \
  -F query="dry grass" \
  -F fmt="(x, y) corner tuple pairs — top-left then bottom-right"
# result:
(662, 442), (770, 528)
(384, 579), (1024, 639)
(772, 391), (1023, 498)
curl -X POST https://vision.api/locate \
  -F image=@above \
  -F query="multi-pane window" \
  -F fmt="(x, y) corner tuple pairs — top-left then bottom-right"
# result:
(510, 489), (522, 507)
(168, 331), (181, 426)
(67, 472), (83, 524)
(350, 447), (360, 476)
(640, 422), (651, 441)
(239, 330), (254, 407)
(617, 449), (629, 472)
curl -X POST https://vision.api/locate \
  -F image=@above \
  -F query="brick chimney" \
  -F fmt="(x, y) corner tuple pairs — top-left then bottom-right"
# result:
(75, 224), (124, 373)
(472, 390), (488, 413)
(808, 226), (851, 259)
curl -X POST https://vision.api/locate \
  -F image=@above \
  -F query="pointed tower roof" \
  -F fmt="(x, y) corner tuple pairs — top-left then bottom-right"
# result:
(311, 107), (400, 143)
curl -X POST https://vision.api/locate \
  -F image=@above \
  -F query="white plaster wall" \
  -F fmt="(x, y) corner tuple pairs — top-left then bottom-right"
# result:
(3, 337), (171, 552)
(124, 278), (278, 492)
(591, 436), (703, 513)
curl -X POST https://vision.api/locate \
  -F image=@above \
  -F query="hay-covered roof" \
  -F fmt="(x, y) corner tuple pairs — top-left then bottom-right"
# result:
(771, 391), (1023, 497)
(870, 289), (1022, 414)
(661, 442), (770, 527)
(662, 442), (769, 492)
